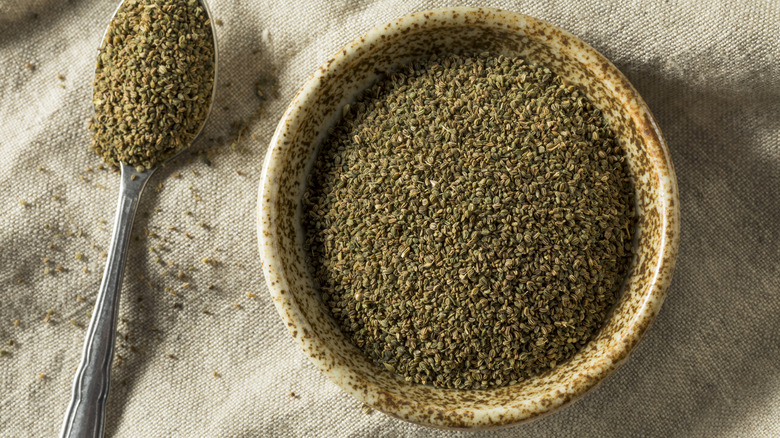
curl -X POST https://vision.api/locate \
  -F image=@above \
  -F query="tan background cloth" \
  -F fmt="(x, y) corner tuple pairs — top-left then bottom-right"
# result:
(1, 0), (778, 436)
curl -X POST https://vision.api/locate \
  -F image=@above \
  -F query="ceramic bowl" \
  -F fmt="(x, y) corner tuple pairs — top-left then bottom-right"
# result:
(258, 7), (679, 429)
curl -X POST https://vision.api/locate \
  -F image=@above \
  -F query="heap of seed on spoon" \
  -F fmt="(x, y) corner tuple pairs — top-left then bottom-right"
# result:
(89, 0), (215, 172)
(303, 52), (635, 390)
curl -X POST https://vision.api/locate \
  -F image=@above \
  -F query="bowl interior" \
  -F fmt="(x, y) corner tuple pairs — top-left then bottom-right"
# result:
(259, 8), (678, 429)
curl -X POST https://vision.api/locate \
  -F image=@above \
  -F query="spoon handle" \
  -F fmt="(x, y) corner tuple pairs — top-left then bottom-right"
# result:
(60, 163), (153, 438)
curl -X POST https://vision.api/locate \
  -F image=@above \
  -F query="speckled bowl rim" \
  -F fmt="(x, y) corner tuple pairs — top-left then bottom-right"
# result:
(258, 7), (680, 429)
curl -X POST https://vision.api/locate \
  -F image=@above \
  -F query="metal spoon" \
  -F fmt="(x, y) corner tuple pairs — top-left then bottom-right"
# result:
(59, 0), (217, 436)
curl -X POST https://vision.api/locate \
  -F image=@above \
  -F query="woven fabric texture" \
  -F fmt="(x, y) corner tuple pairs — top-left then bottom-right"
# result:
(0, 0), (778, 436)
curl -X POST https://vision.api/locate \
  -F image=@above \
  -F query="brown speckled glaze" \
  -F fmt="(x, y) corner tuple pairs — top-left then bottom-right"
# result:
(257, 8), (680, 430)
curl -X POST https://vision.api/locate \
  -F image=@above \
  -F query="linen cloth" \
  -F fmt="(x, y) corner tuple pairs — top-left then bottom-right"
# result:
(1, 0), (778, 436)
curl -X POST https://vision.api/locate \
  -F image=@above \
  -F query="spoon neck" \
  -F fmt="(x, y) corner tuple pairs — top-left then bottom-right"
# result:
(119, 162), (155, 192)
